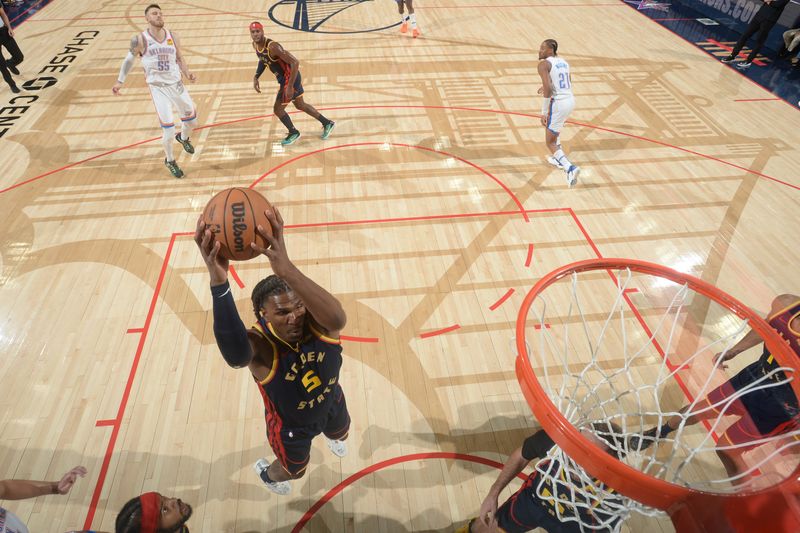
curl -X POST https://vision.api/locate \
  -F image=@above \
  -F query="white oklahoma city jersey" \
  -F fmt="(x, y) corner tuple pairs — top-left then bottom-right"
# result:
(547, 56), (573, 100)
(141, 29), (181, 85)
(0, 507), (29, 533)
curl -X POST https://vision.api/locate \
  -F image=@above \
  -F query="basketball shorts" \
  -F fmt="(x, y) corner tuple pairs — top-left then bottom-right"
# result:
(267, 384), (350, 477)
(545, 96), (575, 135)
(708, 360), (799, 449)
(276, 72), (305, 105)
(494, 474), (583, 533)
(148, 81), (197, 128)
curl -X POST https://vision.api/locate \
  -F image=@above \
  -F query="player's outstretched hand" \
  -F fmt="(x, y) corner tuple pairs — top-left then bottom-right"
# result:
(57, 466), (87, 495)
(253, 77), (261, 93)
(112, 82), (122, 95)
(187, 71), (197, 83)
(713, 350), (737, 370)
(194, 216), (229, 285)
(251, 206), (293, 277)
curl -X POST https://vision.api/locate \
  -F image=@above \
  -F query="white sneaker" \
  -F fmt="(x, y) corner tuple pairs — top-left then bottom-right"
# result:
(253, 458), (291, 495)
(566, 165), (580, 188)
(546, 155), (564, 169)
(325, 437), (348, 457)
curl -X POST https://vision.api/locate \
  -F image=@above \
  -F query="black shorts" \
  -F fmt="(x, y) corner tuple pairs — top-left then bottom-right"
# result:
(495, 475), (583, 533)
(708, 360), (799, 447)
(276, 71), (305, 105)
(267, 384), (350, 477)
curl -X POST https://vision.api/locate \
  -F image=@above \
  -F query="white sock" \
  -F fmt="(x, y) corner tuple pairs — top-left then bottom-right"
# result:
(554, 149), (572, 170)
(410, 13), (417, 29)
(180, 118), (196, 142)
(162, 126), (175, 161)
(402, 14), (409, 24)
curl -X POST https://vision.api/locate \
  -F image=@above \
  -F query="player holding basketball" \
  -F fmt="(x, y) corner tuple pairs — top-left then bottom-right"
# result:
(537, 39), (580, 188)
(637, 294), (800, 482)
(249, 21), (334, 146)
(194, 206), (349, 495)
(396, 0), (421, 38)
(112, 4), (198, 179)
(458, 423), (625, 533)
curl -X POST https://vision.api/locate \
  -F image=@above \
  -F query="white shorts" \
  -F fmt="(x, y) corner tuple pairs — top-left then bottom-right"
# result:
(545, 95), (575, 134)
(148, 81), (196, 128)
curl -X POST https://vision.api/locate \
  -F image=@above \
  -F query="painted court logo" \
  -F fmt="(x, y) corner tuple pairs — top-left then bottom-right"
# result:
(268, 0), (399, 34)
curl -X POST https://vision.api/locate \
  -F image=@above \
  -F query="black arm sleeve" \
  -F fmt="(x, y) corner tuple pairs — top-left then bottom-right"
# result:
(255, 61), (266, 79)
(521, 429), (555, 461)
(211, 281), (253, 368)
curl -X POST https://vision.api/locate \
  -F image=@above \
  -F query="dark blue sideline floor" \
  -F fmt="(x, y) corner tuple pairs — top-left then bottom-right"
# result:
(623, 0), (800, 109)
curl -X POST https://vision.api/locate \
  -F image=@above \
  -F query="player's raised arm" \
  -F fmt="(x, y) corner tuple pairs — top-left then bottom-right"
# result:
(251, 206), (347, 336)
(194, 217), (254, 368)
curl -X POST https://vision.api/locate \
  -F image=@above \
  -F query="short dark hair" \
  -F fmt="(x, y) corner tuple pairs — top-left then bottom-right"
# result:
(145, 3), (161, 15)
(251, 275), (293, 320)
(544, 39), (558, 55)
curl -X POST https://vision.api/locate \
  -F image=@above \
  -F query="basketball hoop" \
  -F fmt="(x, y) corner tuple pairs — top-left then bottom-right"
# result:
(515, 258), (800, 532)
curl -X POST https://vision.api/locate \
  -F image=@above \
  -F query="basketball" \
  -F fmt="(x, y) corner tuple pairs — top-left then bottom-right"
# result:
(202, 187), (273, 261)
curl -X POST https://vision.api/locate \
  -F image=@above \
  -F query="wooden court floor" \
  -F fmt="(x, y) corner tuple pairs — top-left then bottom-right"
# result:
(0, 1), (798, 531)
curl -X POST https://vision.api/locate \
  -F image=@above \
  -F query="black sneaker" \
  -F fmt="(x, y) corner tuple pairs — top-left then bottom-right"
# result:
(8, 64), (19, 75)
(736, 61), (752, 69)
(720, 55), (736, 64)
(175, 133), (195, 154)
(164, 158), (185, 178)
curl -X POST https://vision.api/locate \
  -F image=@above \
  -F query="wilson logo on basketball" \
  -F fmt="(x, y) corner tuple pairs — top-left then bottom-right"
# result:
(230, 202), (248, 252)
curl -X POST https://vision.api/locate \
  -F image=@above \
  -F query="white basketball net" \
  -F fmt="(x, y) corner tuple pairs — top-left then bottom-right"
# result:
(521, 267), (800, 532)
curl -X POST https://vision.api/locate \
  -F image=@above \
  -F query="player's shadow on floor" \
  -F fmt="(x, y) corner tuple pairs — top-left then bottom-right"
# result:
(358, 412), (533, 461)
(293, 508), (450, 532)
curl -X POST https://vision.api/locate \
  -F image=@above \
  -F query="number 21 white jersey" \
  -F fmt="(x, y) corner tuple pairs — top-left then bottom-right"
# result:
(546, 56), (572, 100)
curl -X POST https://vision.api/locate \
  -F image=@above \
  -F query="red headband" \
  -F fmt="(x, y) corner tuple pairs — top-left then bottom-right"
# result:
(139, 492), (160, 533)
(249, 21), (263, 30)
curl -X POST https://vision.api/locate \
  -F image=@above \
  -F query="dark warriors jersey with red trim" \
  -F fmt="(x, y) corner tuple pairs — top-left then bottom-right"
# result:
(250, 318), (343, 428)
(521, 430), (624, 530)
(254, 39), (290, 83)
(759, 299), (800, 376)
